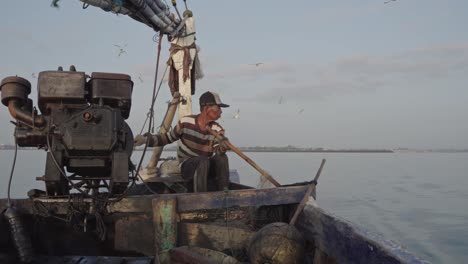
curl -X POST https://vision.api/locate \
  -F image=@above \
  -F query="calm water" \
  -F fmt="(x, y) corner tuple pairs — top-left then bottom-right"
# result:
(1, 150), (467, 263)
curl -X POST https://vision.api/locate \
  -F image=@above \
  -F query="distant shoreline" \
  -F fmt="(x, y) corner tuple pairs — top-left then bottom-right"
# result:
(1, 145), (468, 153)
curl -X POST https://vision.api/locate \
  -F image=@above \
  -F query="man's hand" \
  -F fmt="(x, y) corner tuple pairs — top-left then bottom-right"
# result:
(216, 139), (229, 154)
(133, 134), (147, 147)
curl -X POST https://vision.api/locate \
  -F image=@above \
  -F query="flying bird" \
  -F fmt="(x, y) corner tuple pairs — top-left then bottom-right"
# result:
(298, 108), (304, 114)
(51, 0), (60, 8)
(278, 96), (283, 104)
(114, 44), (127, 57)
(384, 0), (396, 4)
(249, 63), (264, 67)
(233, 109), (240, 119)
(138, 74), (144, 83)
(31, 73), (37, 79)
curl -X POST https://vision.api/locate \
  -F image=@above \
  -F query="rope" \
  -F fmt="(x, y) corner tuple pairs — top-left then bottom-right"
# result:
(137, 46), (169, 135)
(132, 30), (166, 195)
(138, 111), (151, 135)
(139, 34), (169, 137)
(6, 136), (17, 207)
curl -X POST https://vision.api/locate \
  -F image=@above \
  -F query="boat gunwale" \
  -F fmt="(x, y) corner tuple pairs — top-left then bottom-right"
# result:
(0, 185), (310, 214)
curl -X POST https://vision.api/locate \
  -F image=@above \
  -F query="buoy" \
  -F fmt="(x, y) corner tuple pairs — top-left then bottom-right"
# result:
(3, 207), (34, 263)
(248, 222), (305, 264)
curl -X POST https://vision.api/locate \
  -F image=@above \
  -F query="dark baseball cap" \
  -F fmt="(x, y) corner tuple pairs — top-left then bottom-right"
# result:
(199, 91), (229, 108)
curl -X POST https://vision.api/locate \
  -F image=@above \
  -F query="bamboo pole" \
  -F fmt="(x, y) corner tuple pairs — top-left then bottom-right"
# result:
(147, 92), (181, 169)
(206, 127), (281, 187)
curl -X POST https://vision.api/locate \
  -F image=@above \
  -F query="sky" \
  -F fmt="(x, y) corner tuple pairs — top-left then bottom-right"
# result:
(1, 0), (467, 149)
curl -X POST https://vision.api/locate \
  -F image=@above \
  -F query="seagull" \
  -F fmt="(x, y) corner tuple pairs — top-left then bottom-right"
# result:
(31, 73), (37, 79)
(384, 0), (396, 4)
(51, 0), (60, 8)
(248, 63), (264, 67)
(278, 96), (283, 104)
(138, 75), (144, 83)
(114, 44), (127, 57)
(298, 108), (304, 114)
(233, 109), (240, 119)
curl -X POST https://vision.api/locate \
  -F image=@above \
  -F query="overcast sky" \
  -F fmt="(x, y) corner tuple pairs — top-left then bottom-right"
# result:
(1, 0), (467, 149)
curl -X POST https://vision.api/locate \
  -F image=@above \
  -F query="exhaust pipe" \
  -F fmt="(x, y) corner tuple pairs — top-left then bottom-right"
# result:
(0, 76), (46, 128)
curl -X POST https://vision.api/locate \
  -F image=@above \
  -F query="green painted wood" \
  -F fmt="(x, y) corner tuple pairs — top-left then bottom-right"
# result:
(152, 197), (178, 254)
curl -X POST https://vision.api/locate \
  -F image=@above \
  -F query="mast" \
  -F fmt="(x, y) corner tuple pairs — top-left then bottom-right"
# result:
(143, 10), (201, 177)
(169, 13), (198, 120)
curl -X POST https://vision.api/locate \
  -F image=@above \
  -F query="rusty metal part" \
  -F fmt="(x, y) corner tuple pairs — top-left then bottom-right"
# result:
(1, 76), (46, 128)
(0, 76), (31, 105)
(8, 99), (46, 128)
(83, 111), (93, 122)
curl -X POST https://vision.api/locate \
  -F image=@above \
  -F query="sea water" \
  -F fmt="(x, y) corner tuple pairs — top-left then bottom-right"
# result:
(1, 150), (467, 263)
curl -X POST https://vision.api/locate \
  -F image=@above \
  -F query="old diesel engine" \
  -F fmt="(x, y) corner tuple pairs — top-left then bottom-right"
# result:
(0, 66), (134, 196)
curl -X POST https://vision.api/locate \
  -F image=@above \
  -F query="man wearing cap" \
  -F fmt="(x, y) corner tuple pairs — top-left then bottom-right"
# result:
(134, 91), (230, 192)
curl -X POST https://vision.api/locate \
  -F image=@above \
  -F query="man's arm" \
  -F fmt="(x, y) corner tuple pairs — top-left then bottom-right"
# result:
(135, 122), (182, 147)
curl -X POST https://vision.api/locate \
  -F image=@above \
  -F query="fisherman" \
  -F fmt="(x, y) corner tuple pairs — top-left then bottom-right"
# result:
(134, 91), (230, 192)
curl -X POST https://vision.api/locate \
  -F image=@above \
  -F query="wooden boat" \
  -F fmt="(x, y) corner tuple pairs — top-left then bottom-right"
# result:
(0, 2), (429, 263)
(0, 179), (429, 264)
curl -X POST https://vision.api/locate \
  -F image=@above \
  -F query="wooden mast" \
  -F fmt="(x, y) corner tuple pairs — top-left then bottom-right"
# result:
(144, 13), (199, 177)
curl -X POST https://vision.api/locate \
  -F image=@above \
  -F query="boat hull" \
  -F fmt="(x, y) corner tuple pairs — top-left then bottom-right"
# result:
(0, 185), (428, 263)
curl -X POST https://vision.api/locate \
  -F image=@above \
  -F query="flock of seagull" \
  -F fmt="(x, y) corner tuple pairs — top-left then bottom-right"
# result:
(29, 59), (304, 119)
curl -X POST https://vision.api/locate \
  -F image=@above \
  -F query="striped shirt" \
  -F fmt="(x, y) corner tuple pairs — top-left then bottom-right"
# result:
(150, 115), (224, 163)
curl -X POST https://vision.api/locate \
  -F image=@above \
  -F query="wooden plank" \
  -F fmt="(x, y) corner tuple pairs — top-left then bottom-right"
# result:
(169, 247), (217, 264)
(178, 223), (253, 252)
(109, 186), (307, 213)
(144, 175), (184, 183)
(179, 207), (252, 222)
(296, 203), (428, 264)
(108, 197), (153, 213)
(175, 185), (308, 212)
(31, 256), (153, 264)
(1, 185), (308, 215)
(114, 215), (154, 256)
(152, 197), (178, 255)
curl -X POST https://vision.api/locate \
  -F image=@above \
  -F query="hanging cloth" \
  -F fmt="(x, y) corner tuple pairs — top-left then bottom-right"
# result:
(167, 42), (197, 96)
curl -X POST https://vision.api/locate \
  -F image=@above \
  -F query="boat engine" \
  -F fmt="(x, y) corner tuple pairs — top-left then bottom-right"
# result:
(0, 66), (134, 196)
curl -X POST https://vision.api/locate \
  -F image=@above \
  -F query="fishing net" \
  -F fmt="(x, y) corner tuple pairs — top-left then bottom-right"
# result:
(248, 222), (305, 264)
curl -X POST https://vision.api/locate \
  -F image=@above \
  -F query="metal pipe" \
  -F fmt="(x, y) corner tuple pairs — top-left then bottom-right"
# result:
(154, 0), (168, 11)
(80, 0), (131, 15)
(129, 13), (153, 28)
(154, 0), (178, 24)
(81, 0), (177, 33)
(8, 99), (46, 128)
(128, 0), (175, 33)
(143, 0), (176, 29)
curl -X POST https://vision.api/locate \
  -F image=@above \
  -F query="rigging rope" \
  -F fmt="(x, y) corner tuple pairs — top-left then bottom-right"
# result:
(6, 136), (18, 207)
(132, 30), (166, 195)
(138, 64), (169, 135)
